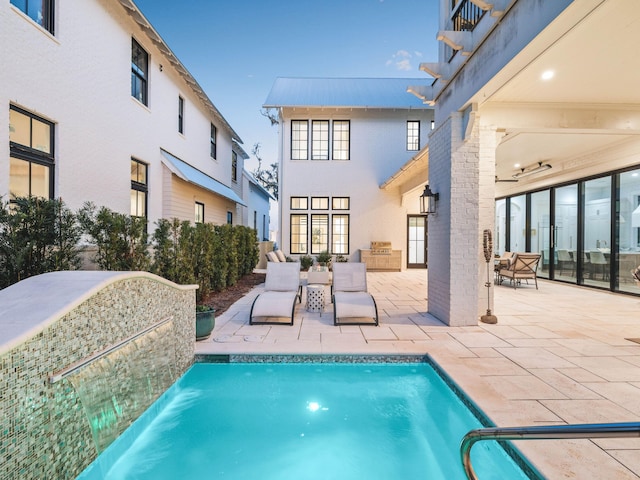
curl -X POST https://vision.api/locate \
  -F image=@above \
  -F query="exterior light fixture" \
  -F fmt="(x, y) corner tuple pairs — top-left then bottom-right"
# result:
(431, 120), (435, 130)
(420, 185), (439, 215)
(512, 162), (552, 179)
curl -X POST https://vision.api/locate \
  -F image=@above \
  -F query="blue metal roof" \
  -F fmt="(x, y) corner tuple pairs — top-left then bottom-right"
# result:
(263, 77), (433, 109)
(161, 150), (246, 206)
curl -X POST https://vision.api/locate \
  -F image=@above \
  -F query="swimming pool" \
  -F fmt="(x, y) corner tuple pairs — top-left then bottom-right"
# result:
(78, 361), (538, 479)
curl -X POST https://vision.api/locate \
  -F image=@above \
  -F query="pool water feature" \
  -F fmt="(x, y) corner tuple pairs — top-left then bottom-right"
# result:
(78, 362), (538, 479)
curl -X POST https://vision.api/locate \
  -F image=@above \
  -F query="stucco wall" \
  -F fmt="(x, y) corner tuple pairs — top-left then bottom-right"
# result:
(0, 272), (197, 480)
(278, 108), (433, 263)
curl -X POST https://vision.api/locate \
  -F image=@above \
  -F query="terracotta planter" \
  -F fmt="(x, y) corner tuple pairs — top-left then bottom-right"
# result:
(196, 309), (216, 341)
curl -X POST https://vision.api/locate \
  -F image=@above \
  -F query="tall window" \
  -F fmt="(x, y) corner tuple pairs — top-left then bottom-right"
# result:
(332, 214), (350, 255)
(178, 96), (184, 134)
(9, 106), (54, 199)
(291, 120), (308, 160)
(231, 151), (238, 183)
(195, 202), (204, 223)
(332, 121), (350, 160)
(131, 39), (148, 105)
(312, 120), (329, 160)
(130, 159), (148, 218)
(226, 211), (233, 224)
(311, 214), (329, 254)
(11, 0), (54, 34)
(291, 214), (308, 254)
(407, 121), (420, 151)
(210, 124), (217, 159)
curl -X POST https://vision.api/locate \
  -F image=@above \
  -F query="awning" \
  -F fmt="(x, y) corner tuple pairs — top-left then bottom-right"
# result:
(161, 150), (246, 206)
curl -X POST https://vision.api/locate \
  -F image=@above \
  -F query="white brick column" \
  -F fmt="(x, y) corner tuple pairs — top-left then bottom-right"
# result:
(427, 112), (497, 326)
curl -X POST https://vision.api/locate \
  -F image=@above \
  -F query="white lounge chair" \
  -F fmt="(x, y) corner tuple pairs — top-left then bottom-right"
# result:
(250, 262), (300, 325)
(331, 262), (378, 326)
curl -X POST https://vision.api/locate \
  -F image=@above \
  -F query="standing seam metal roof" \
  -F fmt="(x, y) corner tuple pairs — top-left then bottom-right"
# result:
(263, 77), (434, 109)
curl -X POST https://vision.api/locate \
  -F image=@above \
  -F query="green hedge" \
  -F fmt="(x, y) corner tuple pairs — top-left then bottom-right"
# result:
(0, 197), (260, 301)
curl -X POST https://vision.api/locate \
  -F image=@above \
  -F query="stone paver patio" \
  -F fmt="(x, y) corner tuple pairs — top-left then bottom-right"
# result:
(196, 270), (640, 479)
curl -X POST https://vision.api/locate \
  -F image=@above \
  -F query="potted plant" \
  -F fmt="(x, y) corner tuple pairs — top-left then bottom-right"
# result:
(300, 255), (314, 271)
(195, 304), (216, 341)
(315, 250), (332, 270)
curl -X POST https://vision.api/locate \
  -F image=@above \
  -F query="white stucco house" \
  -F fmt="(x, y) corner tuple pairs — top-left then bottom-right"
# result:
(263, 77), (434, 269)
(410, 0), (640, 326)
(1, 0), (269, 233)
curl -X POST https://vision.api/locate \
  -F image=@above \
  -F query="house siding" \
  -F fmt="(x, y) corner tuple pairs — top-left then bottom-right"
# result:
(1, 0), (244, 229)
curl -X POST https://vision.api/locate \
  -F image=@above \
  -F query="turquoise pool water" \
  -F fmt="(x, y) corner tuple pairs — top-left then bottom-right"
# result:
(78, 362), (535, 479)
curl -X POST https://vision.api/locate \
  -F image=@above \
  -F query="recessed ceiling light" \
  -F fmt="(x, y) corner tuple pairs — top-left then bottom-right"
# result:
(541, 70), (555, 81)
(513, 163), (520, 168)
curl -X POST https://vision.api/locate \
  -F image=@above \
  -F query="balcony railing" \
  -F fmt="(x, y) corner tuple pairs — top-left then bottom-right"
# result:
(446, 0), (487, 61)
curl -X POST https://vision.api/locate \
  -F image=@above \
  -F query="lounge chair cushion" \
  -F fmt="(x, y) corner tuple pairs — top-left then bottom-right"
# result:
(251, 291), (299, 318)
(332, 263), (368, 292)
(250, 262), (301, 325)
(333, 291), (377, 319)
(264, 262), (300, 291)
(266, 251), (280, 262)
(274, 250), (287, 262)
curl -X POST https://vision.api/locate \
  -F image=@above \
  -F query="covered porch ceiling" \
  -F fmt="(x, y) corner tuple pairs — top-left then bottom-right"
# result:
(469, 0), (640, 185)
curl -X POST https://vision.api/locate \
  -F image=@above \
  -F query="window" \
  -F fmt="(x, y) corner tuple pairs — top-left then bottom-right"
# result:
(311, 197), (329, 210)
(9, 106), (54, 199)
(131, 39), (148, 105)
(130, 159), (148, 217)
(231, 151), (238, 183)
(407, 121), (420, 151)
(210, 124), (217, 159)
(311, 215), (329, 254)
(11, 0), (54, 34)
(227, 211), (233, 224)
(332, 121), (350, 160)
(290, 215), (308, 254)
(253, 211), (257, 230)
(178, 96), (184, 134)
(311, 120), (329, 160)
(332, 214), (350, 254)
(288, 195), (350, 254)
(291, 197), (308, 210)
(291, 120), (308, 160)
(332, 197), (350, 210)
(195, 202), (204, 223)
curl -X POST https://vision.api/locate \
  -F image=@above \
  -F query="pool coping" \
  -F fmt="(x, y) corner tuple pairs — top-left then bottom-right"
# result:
(195, 353), (544, 480)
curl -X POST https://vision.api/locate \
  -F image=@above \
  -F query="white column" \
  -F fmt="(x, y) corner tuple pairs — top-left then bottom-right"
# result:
(427, 112), (497, 326)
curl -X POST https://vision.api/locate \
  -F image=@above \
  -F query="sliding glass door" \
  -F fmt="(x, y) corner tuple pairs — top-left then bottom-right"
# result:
(530, 190), (550, 278)
(553, 184), (578, 283)
(583, 177), (611, 287)
(619, 168), (640, 294)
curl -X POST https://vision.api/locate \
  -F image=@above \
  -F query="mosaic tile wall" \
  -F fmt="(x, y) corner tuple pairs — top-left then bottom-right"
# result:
(0, 276), (195, 480)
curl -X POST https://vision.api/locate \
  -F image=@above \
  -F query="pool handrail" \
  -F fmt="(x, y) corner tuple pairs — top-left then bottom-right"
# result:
(460, 421), (640, 480)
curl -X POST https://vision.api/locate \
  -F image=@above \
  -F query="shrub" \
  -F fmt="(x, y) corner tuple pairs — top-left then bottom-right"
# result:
(0, 196), (81, 288)
(77, 202), (149, 271)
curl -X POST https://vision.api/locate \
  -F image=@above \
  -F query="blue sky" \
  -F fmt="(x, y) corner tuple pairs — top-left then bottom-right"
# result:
(134, 0), (439, 171)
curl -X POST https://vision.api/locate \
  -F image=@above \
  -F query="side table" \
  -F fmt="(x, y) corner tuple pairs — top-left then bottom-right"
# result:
(306, 284), (325, 315)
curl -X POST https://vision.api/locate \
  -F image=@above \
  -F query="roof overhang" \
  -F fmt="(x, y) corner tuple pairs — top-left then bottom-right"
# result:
(161, 150), (247, 206)
(116, 0), (243, 143)
(380, 146), (429, 192)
